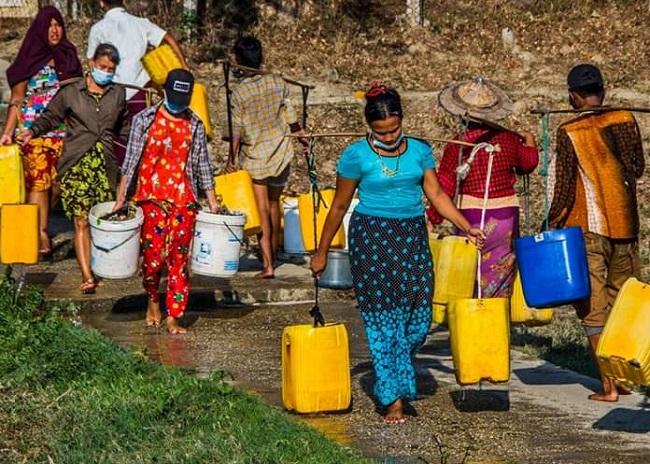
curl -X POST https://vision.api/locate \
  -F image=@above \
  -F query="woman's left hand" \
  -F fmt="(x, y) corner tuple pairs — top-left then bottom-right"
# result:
(467, 227), (486, 249)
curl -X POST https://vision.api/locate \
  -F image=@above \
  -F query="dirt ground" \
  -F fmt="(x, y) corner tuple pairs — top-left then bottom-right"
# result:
(81, 300), (650, 464)
(2, 3), (650, 276)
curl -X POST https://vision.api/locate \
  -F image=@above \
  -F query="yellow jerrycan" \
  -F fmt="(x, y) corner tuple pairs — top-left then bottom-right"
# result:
(596, 278), (650, 385)
(510, 271), (554, 326)
(298, 189), (345, 252)
(141, 44), (183, 87)
(432, 236), (478, 325)
(0, 144), (25, 205)
(449, 297), (510, 385)
(189, 82), (213, 139)
(448, 147), (510, 385)
(1, 204), (39, 265)
(428, 233), (443, 267)
(282, 323), (351, 413)
(214, 171), (262, 236)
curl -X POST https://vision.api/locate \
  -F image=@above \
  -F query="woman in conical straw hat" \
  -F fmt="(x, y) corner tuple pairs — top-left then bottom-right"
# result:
(428, 76), (538, 297)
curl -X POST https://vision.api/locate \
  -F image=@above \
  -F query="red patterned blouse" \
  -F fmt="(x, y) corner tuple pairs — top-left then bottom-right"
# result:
(134, 110), (196, 207)
(427, 128), (539, 224)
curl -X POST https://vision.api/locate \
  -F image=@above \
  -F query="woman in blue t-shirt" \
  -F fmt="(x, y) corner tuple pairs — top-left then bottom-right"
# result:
(311, 82), (485, 425)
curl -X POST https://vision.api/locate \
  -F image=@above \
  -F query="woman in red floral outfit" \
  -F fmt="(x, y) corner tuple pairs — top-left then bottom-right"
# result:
(115, 69), (219, 334)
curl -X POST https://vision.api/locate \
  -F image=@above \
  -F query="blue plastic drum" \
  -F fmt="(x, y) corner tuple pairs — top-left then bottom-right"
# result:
(514, 227), (590, 308)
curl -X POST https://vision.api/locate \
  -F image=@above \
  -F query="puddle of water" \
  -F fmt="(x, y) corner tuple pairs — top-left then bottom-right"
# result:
(81, 312), (195, 368)
(300, 415), (353, 447)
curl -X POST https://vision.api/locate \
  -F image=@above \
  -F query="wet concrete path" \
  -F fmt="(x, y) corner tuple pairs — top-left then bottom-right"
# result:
(82, 300), (650, 464)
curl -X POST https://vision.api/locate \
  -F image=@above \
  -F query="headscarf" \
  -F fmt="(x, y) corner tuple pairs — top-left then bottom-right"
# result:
(6, 6), (83, 87)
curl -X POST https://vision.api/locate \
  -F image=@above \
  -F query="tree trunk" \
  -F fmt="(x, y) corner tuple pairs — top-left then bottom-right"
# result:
(405, 0), (423, 26)
(41, 0), (79, 19)
(183, 0), (198, 38)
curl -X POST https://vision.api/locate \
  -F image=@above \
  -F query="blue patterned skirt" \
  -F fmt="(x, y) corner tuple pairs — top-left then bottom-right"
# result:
(348, 211), (433, 406)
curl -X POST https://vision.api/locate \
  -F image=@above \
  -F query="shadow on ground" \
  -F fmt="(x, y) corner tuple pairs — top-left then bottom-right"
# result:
(593, 404), (650, 433)
(449, 389), (511, 413)
(514, 365), (599, 392)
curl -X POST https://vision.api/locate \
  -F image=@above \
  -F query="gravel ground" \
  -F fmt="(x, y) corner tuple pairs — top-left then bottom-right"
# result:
(82, 300), (650, 464)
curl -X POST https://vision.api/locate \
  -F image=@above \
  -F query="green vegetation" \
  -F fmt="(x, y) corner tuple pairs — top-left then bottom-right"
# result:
(0, 277), (368, 464)
(511, 312), (599, 378)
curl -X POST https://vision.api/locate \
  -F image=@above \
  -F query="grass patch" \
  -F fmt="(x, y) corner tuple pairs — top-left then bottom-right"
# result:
(0, 276), (368, 464)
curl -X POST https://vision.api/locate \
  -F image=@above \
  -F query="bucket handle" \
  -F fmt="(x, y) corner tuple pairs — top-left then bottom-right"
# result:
(222, 221), (245, 247)
(477, 148), (496, 300)
(91, 229), (140, 253)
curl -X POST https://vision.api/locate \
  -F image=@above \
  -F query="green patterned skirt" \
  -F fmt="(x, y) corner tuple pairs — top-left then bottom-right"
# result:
(60, 142), (114, 219)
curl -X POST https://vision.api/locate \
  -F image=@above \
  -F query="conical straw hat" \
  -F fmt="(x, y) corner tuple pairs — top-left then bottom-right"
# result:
(439, 76), (513, 121)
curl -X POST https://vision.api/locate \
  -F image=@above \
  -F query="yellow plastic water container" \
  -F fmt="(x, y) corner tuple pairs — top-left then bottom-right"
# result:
(298, 189), (345, 252)
(282, 323), (351, 413)
(214, 171), (261, 236)
(510, 271), (554, 326)
(189, 82), (213, 139)
(432, 236), (478, 325)
(597, 278), (650, 385)
(0, 144), (25, 205)
(428, 234), (443, 268)
(448, 297), (511, 385)
(0, 204), (39, 265)
(141, 44), (183, 86)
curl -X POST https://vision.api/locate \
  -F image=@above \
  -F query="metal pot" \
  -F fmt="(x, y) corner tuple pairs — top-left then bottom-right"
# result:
(318, 250), (353, 289)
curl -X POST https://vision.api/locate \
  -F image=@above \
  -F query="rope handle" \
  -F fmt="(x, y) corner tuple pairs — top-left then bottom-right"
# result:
(540, 113), (551, 231)
(477, 146), (497, 300)
(306, 136), (325, 327)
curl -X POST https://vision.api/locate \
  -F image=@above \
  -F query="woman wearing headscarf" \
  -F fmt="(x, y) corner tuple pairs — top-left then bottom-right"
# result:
(310, 82), (485, 424)
(428, 76), (539, 297)
(0, 6), (83, 257)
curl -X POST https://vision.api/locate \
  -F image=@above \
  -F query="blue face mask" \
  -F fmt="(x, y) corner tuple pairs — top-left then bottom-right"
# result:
(91, 67), (114, 86)
(371, 131), (404, 152)
(164, 99), (187, 115)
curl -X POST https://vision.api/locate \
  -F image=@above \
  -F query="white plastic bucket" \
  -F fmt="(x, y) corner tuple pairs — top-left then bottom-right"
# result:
(343, 198), (360, 250)
(191, 210), (246, 277)
(283, 197), (306, 254)
(89, 201), (144, 279)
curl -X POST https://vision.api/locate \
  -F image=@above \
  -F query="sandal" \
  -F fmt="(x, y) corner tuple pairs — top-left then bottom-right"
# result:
(79, 279), (97, 295)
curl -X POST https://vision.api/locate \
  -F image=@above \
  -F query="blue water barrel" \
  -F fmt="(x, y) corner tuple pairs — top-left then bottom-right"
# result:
(514, 227), (590, 308)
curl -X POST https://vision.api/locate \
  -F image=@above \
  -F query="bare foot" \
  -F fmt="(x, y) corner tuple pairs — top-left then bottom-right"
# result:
(384, 399), (406, 425)
(166, 316), (187, 335)
(39, 231), (52, 254)
(145, 300), (162, 327)
(79, 278), (97, 295)
(588, 391), (618, 402)
(616, 381), (632, 395)
(255, 268), (275, 279)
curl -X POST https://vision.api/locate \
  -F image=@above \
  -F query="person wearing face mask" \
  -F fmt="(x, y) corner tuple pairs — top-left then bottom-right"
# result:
(17, 43), (129, 294)
(310, 82), (485, 425)
(428, 76), (538, 298)
(547, 64), (644, 402)
(114, 69), (219, 335)
(1, 6), (83, 258)
(87, 0), (190, 166)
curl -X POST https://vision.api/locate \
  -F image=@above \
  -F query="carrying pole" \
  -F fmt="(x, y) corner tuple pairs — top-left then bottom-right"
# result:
(307, 137), (325, 327)
(531, 106), (650, 115)
(222, 61), (235, 164)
